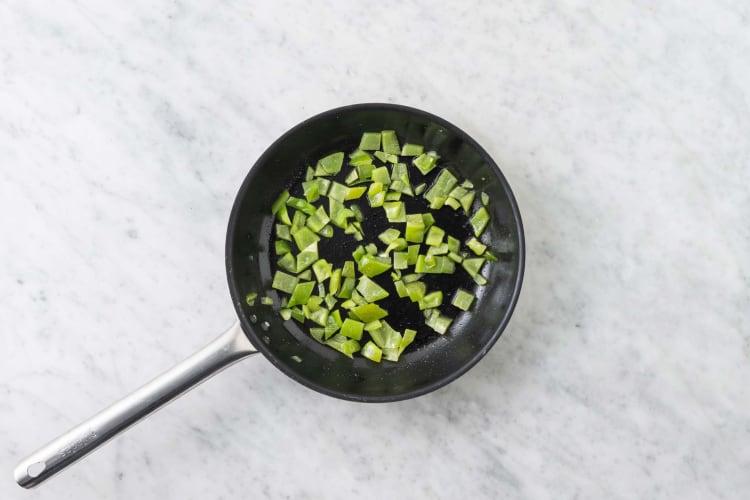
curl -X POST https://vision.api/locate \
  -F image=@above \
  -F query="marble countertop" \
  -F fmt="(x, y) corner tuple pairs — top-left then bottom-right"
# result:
(2, 1), (749, 498)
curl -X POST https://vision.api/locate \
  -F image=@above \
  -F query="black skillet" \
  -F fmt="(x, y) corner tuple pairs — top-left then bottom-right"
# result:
(14, 103), (525, 488)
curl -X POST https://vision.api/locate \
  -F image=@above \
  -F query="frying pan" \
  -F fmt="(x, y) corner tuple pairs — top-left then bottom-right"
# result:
(14, 103), (525, 488)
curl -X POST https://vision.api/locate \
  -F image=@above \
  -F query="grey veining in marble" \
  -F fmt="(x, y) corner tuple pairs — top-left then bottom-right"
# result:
(1, 1), (749, 499)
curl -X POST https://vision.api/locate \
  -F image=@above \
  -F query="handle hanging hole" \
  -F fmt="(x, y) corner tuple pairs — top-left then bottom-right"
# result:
(27, 461), (46, 478)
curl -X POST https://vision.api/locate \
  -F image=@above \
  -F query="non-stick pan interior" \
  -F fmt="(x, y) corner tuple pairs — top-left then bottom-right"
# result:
(226, 104), (524, 402)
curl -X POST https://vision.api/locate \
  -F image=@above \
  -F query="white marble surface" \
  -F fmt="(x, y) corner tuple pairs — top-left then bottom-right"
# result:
(1, 0), (749, 498)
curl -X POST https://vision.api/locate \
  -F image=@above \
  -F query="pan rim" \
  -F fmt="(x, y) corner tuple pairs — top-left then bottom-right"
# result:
(226, 102), (525, 402)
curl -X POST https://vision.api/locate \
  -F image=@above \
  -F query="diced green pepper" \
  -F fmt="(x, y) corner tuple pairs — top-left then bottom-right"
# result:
(406, 245), (420, 265)
(425, 226), (445, 246)
(414, 183), (426, 195)
(345, 186), (367, 200)
(245, 292), (258, 306)
(415, 255), (455, 274)
(381, 130), (400, 154)
(349, 149), (373, 167)
(327, 181), (350, 202)
(337, 277), (356, 299)
(452, 288), (475, 311)
(277, 253), (297, 273)
(302, 179), (320, 203)
(296, 243), (319, 272)
(315, 152), (344, 176)
(342, 260), (356, 278)
(470, 207), (490, 237)
(430, 314), (452, 334)
(287, 281), (315, 307)
(280, 309), (292, 321)
(272, 190), (290, 215)
(418, 290), (443, 310)
(398, 329), (417, 355)
(290, 307), (305, 323)
(413, 151), (439, 175)
(350, 303), (388, 322)
(286, 196), (316, 216)
(371, 166), (391, 185)
(405, 281), (426, 302)
(405, 214), (425, 243)
(358, 254), (392, 277)
(292, 227), (320, 252)
(394, 279), (408, 297)
(312, 259), (332, 282)
(393, 251), (408, 270)
(378, 228), (401, 245)
(424, 169), (458, 209)
(276, 224), (291, 241)
(340, 318), (364, 340)
(359, 132), (381, 151)
(272, 270), (298, 294)
(325, 334), (360, 358)
(344, 169), (359, 185)
(305, 206), (330, 233)
(275, 240), (291, 256)
(459, 191), (476, 213)
(356, 276), (389, 302)
(361, 341), (382, 362)
(462, 257), (485, 277)
(329, 269), (342, 295)
(481, 192), (489, 206)
(466, 237), (487, 255)
(401, 143), (424, 156)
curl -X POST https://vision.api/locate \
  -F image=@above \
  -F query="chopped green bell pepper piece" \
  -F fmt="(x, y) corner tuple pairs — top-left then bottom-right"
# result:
(356, 276), (389, 302)
(418, 290), (443, 310)
(378, 228), (401, 245)
(245, 292), (258, 306)
(470, 207), (489, 237)
(361, 341), (382, 362)
(340, 318), (364, 340)
(302, 179), (320, 203)
(292, 227), (320, 252)
(405, 281), (426, 302)
(276, 224), (291, 241)
(393, 251), (409, 270)
(312, 259), (332, 282)
(415, 255), (455, 274)
(401, 143), (424, 156)
(345, 186), (367, 200)
(272, 270), (298, 294)
(413, 151), (439, 175)
(337, 277), (356, 299)
(287, 281), (315, 307)
(327, 181), (350, 202)
(394, 279), (408, 297)
(462, 257), (485, 277)
(286, 196), (316, 216)
(350, 303), (388, 322)
(272, 190), (290, 215)
(277, 253), (297, 273)
(296, 243), (319, 272)
(466, 237), (487, 255)
(359, 132), (381, 151)
(425, 226), (445, 246)
(314, 152), (344, 176)
(405, 214), (425, 243)
(358, 254), (392, 277)
(381, 130), (400, 154)
(481, 192), (489, 206)
(451, 288), (475, 311)
(275, 240), (291, 256)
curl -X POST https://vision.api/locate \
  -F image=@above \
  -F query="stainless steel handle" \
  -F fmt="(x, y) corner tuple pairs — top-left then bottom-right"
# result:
(14, 321), (258, 488)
